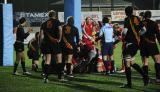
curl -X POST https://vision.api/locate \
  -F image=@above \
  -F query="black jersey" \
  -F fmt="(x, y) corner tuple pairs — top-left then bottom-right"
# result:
(41, 18), (61, 43)
(124, 15), (141, 44)
(141, 19), (160, 44)
(62, 25), (79, 46)
(29, 39), (39, 51)
(27, 38), (40, 59)
(16, 25), (29, 42)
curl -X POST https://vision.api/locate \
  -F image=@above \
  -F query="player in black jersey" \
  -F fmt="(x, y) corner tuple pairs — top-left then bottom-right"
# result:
(27, 32), (40, 72)
(13, 17), (32, 75)
(62, 16), (80, 77)
(40, 10), (66, 83)
(120, 6), (148, 88)
(140, 11), (160, 84)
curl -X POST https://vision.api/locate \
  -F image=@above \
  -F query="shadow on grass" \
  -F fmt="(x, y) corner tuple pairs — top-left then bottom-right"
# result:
(132, 84), (160, 92)
(11, 69), (159, 92)
(69, 77), (121, 85)
(51, 76), (145, 92)
(50, 80), (112, 92)
(27, 74), (43, 80)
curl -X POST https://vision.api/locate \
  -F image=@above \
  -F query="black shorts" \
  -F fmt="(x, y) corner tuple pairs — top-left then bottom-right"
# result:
(140, 42), (159, 57)
(41, 42), (62, 54)
(32, 53), (39, 60)
(123, 43), (139, 57)
(101, 42), (113, 56)
(27, 50), (39, 60)
(40, 42), (45, 54)
(62, 43), (77, 55)
(63, 48), (74, 55)
(14, 42), (24, 52)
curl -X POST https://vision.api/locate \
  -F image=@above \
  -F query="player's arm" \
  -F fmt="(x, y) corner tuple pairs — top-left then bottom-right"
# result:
(155, 23), (160, 44)
(62, 26), (73, 49)
(58, 25), (62, 43)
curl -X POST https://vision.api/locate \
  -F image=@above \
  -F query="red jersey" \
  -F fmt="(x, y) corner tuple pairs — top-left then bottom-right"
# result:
(83, 23), (93, 36)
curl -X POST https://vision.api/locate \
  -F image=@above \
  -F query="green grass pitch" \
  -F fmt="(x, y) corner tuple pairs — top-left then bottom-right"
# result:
(0, 43), (160, 92)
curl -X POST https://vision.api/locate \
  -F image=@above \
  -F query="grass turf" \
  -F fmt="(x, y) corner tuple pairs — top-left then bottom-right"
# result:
(0, 43), (160, 92)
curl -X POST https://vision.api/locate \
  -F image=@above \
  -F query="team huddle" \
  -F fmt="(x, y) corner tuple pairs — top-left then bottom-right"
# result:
(13, 6), (160, 88)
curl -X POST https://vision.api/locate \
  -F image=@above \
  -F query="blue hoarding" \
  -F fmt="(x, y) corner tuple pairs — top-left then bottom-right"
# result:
(3, 4), (14, 66)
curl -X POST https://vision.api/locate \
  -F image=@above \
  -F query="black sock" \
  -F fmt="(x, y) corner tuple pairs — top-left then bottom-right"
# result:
(34, 64), (38, 72)
(104, 61), (110, 73)
(13, 62), (19, 73)
(41, 60), (45, 73)
(155, 63), (160, 79)
(131, 63), (144, 77)
(125, 67), (131, 86)
(21, 61), (26, 72)
(32, 60), (34, 65)
(35, 64), (38, 69)
(111, 60), (115, 72)
(57, 63), (65, 79)
(142, 65), (148, 78)
(44, 64), (50, 79)
(66, 63), (71, 75)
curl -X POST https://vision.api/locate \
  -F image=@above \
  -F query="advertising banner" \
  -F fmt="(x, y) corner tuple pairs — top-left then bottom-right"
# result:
(58, 11), (102, 22)
(111, 10), (160, 21)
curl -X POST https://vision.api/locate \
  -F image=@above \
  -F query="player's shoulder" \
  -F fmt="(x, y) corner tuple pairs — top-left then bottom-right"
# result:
(52, 18), (60, 23)
(72, 25), (78, 30)
(150, 19), (157, 24)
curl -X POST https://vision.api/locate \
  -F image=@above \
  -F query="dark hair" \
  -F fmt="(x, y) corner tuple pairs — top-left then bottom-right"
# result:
(139, 12), (144, 17)
(85, 17), (91, 21)
(67, 16), (74, 26)
(102, 16), (109, 24)
(144, 11), (151, 19)
(19, 17), (26, 24)
(125, 6), (133, 16)
(48, 10), (56, 18)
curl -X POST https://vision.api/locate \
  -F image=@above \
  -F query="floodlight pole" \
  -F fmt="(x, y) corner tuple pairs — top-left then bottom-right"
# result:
(132, 0), (135, 7)
(4, 0), (7, 4)
(111, 0), (114, 11)
(89, 0), (92, 11)
(153, 0), (155, 9)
